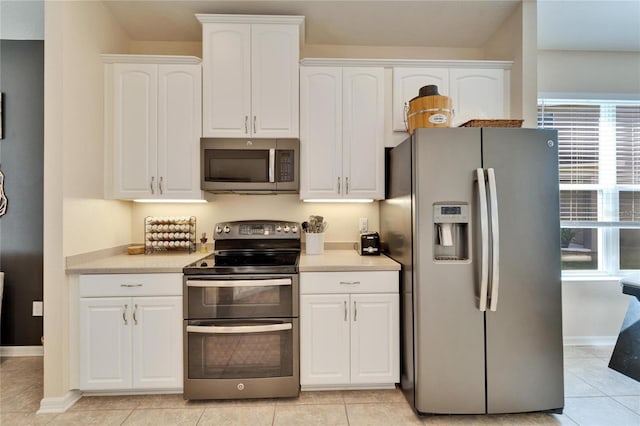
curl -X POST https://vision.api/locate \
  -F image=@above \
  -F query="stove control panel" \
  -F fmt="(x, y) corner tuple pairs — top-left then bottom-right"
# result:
(214, 220), (300, 239)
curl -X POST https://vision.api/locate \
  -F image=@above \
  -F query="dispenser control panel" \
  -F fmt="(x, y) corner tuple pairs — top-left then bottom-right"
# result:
(433, 204), (469, 223)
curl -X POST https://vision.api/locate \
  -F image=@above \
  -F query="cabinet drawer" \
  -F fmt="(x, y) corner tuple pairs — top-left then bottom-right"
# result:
(300, 271), (398, 295)
(79, 273), (182, 297)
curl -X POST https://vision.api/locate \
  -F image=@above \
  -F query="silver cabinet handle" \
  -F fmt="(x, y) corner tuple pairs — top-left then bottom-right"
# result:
(346, 176), (349, 194)
(159, 176), (163, 194)
(337, 177), (341, 194)
(133, 304), (138, 325)
(120, 284), (143, 288)
(187, 278), (291, 288)
(344, 300), (347, 322)
(476, 168), (489, 312)
(187, 323), (291, 334)
(268, 149), (275, 183)
(339, 281), (360, 285)
(244, 116), (248, 134)
(150, 177), (155, 194)
(403, 102), (409, 132)
(123, 304), (128, 325)
(253, 115), (257, 134)
(487, 168), (500, 312)
(353, 301), (357, 321)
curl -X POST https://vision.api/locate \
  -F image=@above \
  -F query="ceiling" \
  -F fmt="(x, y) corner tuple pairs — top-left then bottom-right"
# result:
(101, 0), (640, 52)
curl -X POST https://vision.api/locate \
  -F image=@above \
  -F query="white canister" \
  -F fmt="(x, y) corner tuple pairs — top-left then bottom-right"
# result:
(305, 233), (325, 255)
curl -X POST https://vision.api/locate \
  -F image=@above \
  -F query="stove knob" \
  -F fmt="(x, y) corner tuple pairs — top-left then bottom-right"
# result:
(291, 225), (298, 233)
(283, 225), (290, 233)
(215, 225), (223, 234)
(223, 225), (230, 233)
(276, 225), (282, 232)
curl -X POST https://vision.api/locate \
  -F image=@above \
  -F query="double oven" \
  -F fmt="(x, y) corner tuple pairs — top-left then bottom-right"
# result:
(182, 220), (301, 400)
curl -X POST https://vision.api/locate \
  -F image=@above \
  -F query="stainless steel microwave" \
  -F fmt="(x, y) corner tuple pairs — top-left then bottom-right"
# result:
(201, 138), (299, 193)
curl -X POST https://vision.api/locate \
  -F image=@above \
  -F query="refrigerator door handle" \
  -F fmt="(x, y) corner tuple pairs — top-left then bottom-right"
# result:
(487, 168), (500, 311)
(476, 168), (489, 312)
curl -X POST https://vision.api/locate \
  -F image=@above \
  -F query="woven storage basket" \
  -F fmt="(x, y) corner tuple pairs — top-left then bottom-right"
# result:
(459, 119), (524, 128)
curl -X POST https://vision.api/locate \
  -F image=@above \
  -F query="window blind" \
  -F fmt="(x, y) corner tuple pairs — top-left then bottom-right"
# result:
(538, 99), (640, 273)
(538, 104), (601, 185)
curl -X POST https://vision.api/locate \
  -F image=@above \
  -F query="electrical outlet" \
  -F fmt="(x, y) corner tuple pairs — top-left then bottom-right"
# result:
(32, 301), (43, 317)
(359, 217), (368, 233)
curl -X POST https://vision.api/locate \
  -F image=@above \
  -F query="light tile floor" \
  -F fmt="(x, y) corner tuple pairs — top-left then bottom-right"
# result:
(1, 346), (639, 425)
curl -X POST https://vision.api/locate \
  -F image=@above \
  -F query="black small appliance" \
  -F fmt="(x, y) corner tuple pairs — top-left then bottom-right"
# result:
(359, 232), (381, 256)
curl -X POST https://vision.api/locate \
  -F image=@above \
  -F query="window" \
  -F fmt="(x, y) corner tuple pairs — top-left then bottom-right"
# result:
(538, 100), (640, 276)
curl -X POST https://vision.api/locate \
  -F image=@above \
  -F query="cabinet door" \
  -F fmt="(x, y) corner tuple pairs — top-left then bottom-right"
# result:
(350, 293), (399, 385)
(392, 67), (449, 131)
(449, 68), (505, 126)
(342, 67), (385, 200)
(157, 64), (202, 199)
(131, 296), (183, 389)
(112, 63), (158, 198)
(251, 24), (300, 138)
(299, 67), (342, 199)
(79, 297), (131, 390)
(300, 294), (350, 386)
(201, 23), (251, 137)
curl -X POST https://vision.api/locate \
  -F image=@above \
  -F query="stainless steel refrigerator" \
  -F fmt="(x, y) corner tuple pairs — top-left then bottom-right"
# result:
(380, 127), (564, 415)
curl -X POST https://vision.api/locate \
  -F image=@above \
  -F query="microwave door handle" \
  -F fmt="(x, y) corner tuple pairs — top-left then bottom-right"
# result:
(187, 323), (292, 334)
(269, 149), (275, 183)
(186, 278), (292, 288)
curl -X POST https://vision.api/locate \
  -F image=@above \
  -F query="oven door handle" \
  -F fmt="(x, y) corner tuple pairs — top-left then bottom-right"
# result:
(186, 278), (292, 288)
(186, 323), (292, 334)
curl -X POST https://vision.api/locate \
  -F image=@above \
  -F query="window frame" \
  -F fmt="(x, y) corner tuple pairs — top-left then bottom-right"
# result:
(538, 96), (640, 279)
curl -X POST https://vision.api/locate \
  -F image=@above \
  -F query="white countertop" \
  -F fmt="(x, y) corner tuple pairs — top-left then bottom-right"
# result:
(66, 248), (400, 274)
(299, 250), (400, 272)
(66, 251), (209, 274)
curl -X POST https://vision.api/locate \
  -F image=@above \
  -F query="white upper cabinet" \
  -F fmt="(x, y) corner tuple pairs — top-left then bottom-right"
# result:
(300, 66), (385, 200)
(104, 55), (202, 200)
(198, 15), (304, 138)
(392, 67), (449, 132)
(392, 62), (510, 131)
(449, 68), (505, 126)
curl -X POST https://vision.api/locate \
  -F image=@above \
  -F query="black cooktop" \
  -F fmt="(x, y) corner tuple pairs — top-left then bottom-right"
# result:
(183, 220), (301, 275)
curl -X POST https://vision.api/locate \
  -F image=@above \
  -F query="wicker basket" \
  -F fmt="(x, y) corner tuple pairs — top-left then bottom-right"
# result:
(459, 119), (524, 128)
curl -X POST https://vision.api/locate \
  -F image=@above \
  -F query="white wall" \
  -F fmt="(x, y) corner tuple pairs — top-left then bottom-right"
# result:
(538, 49), (640, 343)
(539, 50), (640, 97)
(562, 279), (629, 345)
(44, 0), (130, 404)
(0, 0), (44, 40)
(132, 196), (380, 244)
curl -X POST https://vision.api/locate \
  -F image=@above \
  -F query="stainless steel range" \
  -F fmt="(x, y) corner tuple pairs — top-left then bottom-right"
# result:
(182, 220), (300, 400)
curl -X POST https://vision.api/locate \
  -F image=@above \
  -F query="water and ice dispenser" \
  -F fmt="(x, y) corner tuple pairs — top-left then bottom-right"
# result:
(433, 203), (469, 261)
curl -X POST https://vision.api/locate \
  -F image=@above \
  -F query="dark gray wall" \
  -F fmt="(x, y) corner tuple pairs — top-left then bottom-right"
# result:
(0, 40), (44, 346)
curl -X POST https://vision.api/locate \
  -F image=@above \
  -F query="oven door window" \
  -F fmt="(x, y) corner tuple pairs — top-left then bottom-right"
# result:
(185, 277), (295, 319)
(186, 319), (294, 379)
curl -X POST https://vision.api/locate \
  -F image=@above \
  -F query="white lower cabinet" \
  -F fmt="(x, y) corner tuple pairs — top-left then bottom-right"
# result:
(300, 271), (399, 389)
(79, 274), (182, 391)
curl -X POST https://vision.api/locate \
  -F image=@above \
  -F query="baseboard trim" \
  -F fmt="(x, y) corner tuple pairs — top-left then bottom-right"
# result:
(0, 345), (44, 357)
(564, 336), (617, 346)
(37, 390), (82, 414)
